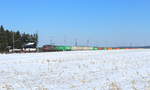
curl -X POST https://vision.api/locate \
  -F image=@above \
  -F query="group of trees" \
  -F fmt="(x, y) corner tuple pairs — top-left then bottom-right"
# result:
(0, 25), (38, 52)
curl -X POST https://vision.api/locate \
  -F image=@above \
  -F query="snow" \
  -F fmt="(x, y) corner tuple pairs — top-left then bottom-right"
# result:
(25, 42), (35, 46)
(0, 49), (150, 90)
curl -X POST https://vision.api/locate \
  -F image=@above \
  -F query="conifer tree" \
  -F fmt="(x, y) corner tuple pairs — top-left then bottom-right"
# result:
(0, 25), (38, 52)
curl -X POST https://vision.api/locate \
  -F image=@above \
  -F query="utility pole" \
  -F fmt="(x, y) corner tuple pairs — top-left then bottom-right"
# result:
(64, 35), (66, 45)
(50, 39), (53, 45)
(50, 36), (55, 45)
(87, 40), (89, 46)
(75, 39), (78, 46)
(129, 42), (132, 47)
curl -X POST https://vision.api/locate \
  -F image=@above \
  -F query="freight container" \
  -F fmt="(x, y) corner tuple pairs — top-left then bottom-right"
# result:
(83, 47), (93, 50)
(55, 46), (71, 51)
(108, 48), (113, 50)
(104, 48), (108, 50)
(72, 46), (83, 51)
(93, 47), (98, 50)
(55, 46), (65, 51)
(98, 48), (103, 50)
(115, 48), (120, 50)
(64, 46), (72, 51)
(72, 46), (93, 51)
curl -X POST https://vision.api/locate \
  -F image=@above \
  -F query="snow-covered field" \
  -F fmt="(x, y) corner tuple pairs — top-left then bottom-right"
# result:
(0, 49), (150, 90)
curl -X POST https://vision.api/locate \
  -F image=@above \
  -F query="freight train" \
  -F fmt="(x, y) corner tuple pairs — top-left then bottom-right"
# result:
(42, 45), (134, 52)
(8, 45), (139, 53)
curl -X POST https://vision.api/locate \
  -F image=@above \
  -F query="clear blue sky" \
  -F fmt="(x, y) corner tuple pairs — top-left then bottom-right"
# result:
(0, 0), (150, 47)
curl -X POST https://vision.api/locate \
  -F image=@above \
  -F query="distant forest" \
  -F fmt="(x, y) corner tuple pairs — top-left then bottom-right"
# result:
(0, 25), (38, 52)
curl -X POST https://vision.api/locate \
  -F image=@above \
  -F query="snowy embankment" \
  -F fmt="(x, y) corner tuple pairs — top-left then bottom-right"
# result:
(0, 49), (150, 90)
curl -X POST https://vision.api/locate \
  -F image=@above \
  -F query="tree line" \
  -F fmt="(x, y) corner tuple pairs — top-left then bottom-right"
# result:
(0, 25), (38, 52)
